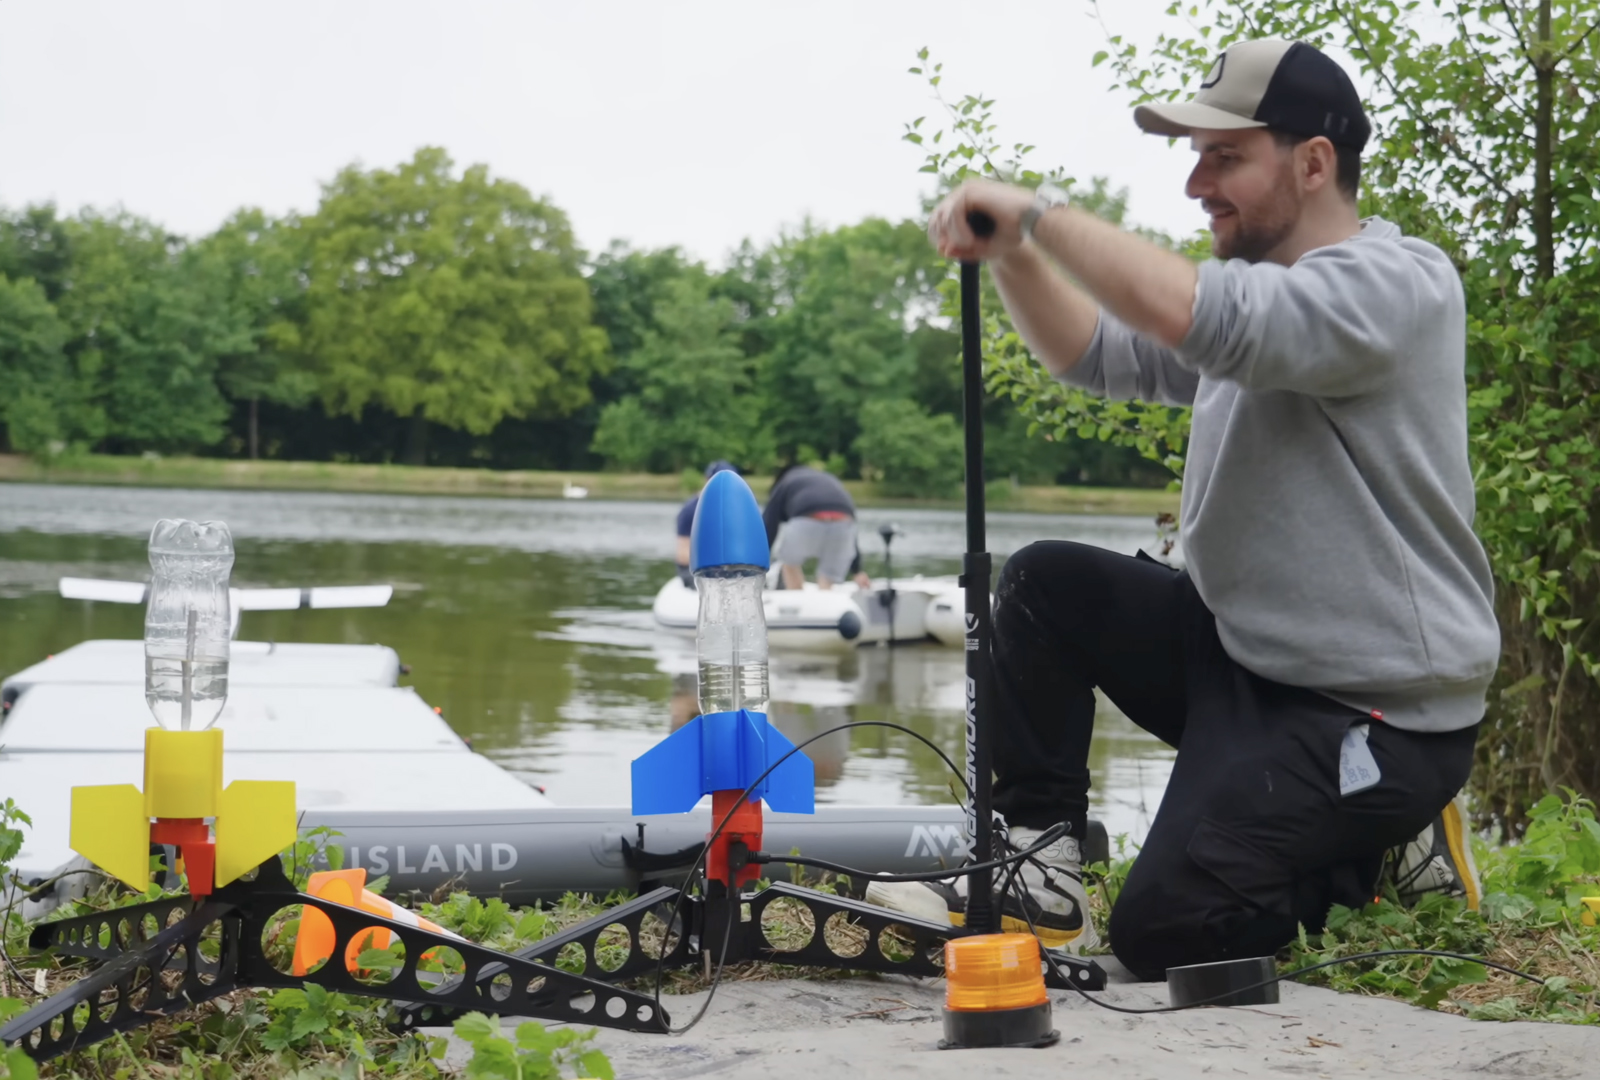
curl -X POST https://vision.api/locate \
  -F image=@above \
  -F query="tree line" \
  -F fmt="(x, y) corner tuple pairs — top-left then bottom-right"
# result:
(0, 147), (1165, 496)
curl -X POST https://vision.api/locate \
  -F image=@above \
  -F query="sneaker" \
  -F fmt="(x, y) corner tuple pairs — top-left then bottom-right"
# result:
(864, 825), (1100, 953)
(1381, 794), (1481, 911)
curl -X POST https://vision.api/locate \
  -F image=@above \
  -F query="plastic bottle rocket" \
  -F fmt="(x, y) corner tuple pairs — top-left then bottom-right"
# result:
(630, 470), (814, 887)
(68, 520), (297, 897)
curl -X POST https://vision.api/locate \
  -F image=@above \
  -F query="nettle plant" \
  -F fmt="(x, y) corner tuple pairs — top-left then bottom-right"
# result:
(905, 0), (1600, 830)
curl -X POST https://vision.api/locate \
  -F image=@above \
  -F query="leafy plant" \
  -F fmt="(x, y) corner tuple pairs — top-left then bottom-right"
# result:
(0, 1047), (38, 1080)
(451, 1012), (613, 1080)
(259, 984), (376, 1058)
(282, 824), (346, 890)
(1481, 790), (1600, 917)
(1286, 791), (1600, 1020)
(421, 892), (551, 953)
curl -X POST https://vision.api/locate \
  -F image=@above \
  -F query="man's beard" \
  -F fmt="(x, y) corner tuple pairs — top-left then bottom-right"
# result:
(1209, 171), (1301, 263)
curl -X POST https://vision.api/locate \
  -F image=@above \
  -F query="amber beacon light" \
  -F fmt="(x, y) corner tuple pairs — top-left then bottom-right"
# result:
(939, 933), (1060, 1050)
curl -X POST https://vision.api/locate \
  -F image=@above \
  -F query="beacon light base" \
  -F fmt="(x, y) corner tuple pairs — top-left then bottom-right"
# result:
(1166, 956), (1280, 1009)
(938, 933), (1059, 1051)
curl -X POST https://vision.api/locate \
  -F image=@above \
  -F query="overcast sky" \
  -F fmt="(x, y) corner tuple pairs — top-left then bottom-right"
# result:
(2, 0), (1223, 267)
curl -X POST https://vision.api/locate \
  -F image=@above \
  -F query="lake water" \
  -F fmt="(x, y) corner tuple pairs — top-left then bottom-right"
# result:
(0, 483), (1177, 843)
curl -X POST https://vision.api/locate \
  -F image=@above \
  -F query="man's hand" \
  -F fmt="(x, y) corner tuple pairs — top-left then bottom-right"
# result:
(927, 180), (1035, 261)
(853, 572), (872, 591)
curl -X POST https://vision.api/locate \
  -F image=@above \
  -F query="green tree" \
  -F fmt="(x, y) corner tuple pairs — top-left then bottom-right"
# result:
(0, 275), (73, 454)
(591, 274), (772, 472)
(51, 211), (243, 452)
(191, 209), (316, 459)
(758, 218), (952, 467)
(0, 204), (74, 304)
(853, 397), (963, 497)
(298, 147), (607, 465)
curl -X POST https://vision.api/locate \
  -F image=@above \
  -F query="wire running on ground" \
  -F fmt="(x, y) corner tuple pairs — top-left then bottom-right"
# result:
(672, 717), (1549, 1026)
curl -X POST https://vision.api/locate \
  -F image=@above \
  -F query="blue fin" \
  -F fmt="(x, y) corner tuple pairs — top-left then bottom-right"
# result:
(630, 717), (708, 816)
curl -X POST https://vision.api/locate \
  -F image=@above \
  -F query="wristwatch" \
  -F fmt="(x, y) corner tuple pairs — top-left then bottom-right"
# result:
(1020, 184), (1072, 241)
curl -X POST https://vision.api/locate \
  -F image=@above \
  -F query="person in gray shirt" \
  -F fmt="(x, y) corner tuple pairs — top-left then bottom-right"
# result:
(762, 464), (870, 590)
(864, 38), (1498, 978)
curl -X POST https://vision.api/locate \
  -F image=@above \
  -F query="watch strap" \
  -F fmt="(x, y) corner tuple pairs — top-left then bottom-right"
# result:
(1021, 184), (1071, 241)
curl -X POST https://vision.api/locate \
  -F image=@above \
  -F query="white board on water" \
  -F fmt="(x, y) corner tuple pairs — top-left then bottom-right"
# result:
(58, 577), (147, 603)
(0, 683), (466, 753)
(1, 749), (552, 881)
(1, 640), (401, 692)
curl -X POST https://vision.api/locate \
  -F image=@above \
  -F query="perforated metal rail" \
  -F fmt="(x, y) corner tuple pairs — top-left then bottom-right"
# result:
(0, 859), (668, 1062)
(392, 879), (1106, 1031)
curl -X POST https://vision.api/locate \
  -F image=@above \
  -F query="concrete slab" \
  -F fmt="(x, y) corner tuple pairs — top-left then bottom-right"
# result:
(433, 973), (1600, 1079)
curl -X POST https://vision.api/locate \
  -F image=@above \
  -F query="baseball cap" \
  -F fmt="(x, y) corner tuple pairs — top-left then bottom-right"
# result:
(1134, 39), (1371, 152)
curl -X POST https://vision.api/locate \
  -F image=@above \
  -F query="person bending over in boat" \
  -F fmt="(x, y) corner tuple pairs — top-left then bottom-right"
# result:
(675, 460), (740, 587)
(866, 38), (1499, 978)
(762, 464), (871, 591)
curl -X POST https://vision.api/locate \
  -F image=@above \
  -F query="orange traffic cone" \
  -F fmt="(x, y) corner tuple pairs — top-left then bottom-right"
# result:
(292, 867), (467, 977)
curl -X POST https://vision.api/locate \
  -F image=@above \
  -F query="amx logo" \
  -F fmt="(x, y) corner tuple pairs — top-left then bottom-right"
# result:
(904, 823), (966, 858)
(965, 612), (978, 635)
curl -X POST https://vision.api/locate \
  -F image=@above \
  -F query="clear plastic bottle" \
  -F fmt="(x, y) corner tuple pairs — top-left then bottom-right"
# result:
(695, 566), (769, 715)
(143, 519), (234, 730)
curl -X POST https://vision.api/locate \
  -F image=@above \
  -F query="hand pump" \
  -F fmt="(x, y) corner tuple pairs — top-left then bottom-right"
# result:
(959, 211), (999, 934)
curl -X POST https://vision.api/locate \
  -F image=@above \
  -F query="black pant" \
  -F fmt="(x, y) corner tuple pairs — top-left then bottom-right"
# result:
(990, 541), (1478, 981)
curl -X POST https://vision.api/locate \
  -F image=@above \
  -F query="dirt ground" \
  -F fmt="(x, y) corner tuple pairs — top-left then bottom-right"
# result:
(435, 962), (1600, 1079)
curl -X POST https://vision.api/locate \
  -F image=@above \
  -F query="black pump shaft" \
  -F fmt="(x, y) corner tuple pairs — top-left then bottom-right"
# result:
(959, 209), (998, 934)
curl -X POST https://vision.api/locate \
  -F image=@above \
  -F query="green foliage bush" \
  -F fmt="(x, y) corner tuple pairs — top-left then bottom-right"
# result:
(853, 398), (963, 498)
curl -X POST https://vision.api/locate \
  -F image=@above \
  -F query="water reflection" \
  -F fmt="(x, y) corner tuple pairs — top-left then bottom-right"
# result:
(0, 483), (1177, 843)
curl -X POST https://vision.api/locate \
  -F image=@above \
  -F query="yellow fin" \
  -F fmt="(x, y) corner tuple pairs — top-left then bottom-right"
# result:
(70, 785), (151, 892)
(214, 780), (297, 886)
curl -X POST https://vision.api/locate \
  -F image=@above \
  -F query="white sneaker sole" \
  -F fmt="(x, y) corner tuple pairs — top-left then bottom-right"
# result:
(862, 881), (1100, 953)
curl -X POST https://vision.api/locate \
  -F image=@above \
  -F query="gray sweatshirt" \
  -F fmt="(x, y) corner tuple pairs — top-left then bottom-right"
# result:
(1062, 217), (1499, 733)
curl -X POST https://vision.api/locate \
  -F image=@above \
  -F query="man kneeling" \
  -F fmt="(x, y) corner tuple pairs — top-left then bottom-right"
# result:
(867, 38), (1498, 979)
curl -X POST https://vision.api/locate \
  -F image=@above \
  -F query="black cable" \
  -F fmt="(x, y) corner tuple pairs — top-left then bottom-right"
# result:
(750, 823), (1067, 884)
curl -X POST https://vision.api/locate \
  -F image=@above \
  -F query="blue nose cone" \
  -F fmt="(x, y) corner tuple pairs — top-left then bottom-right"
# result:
(690, 470), (770, 572)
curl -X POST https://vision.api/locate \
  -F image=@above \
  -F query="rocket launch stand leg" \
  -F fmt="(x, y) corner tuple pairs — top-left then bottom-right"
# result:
(0, 856), (672, 1062)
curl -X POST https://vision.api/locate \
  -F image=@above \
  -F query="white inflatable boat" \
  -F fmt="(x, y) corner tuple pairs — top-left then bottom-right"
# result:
(650, 574), (965, 651)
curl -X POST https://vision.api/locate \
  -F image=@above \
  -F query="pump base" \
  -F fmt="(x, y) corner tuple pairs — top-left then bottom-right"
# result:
(1166, 956), (1279, 1008)
(938, 1003), (1059, 1050)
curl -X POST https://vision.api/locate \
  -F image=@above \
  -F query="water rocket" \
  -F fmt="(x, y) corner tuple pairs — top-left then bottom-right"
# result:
(67, 519), (298, 897)
(630, 470), (813, 883)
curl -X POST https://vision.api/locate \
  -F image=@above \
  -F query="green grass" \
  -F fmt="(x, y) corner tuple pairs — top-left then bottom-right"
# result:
(0, 452), (1179, 518)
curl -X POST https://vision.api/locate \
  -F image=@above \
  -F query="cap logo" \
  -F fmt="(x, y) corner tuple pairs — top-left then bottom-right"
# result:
(1200, 55), (1225, 89)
